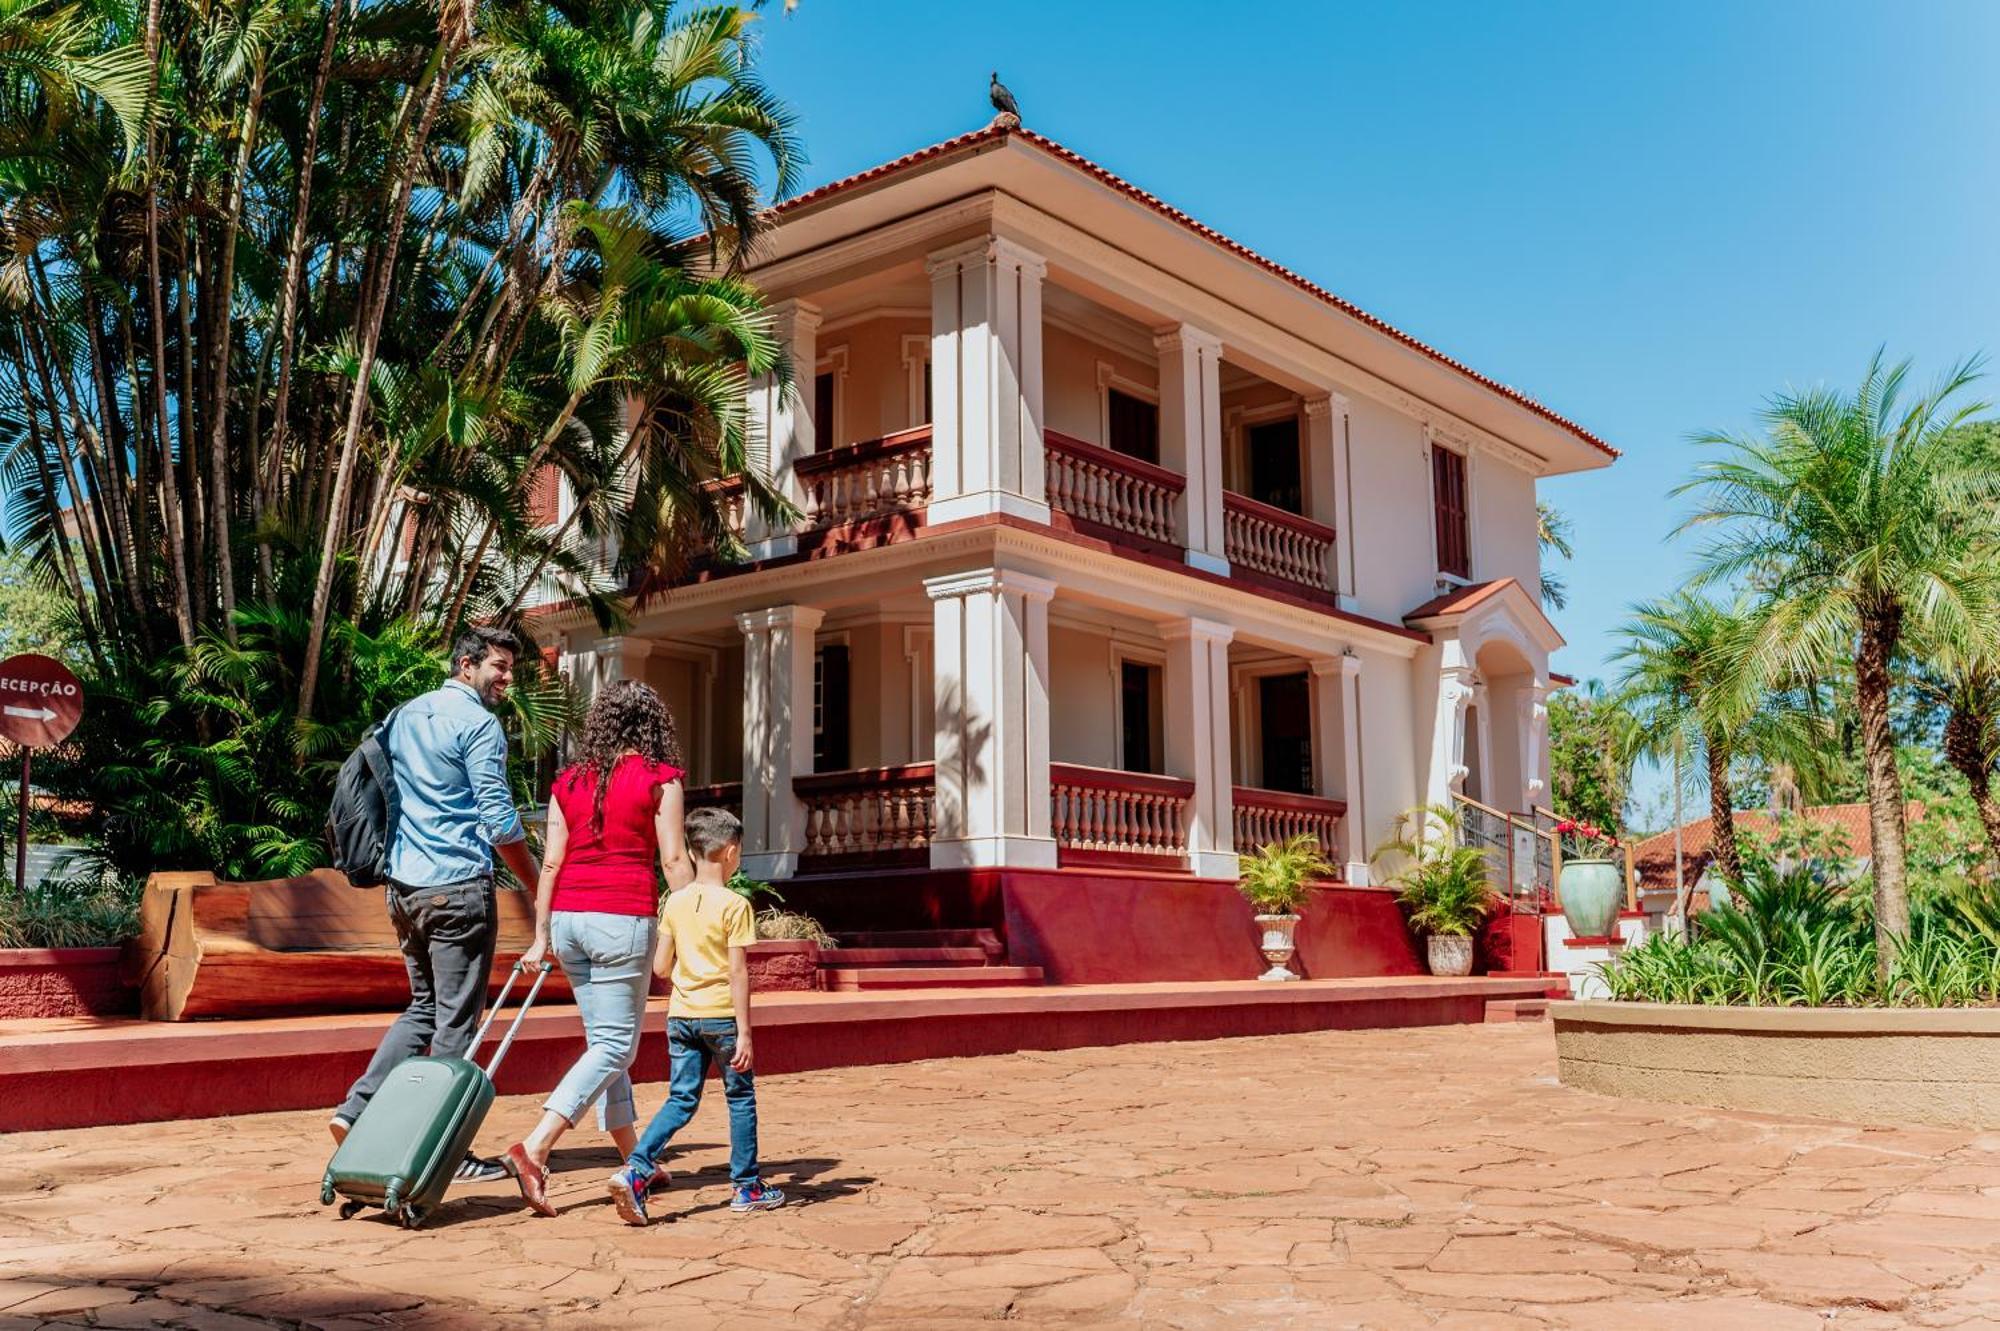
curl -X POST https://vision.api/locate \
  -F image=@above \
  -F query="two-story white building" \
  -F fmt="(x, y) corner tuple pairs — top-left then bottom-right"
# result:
(533, 120), (1616, 979)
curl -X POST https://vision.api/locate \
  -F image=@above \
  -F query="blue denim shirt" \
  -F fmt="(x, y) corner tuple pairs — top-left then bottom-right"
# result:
(385, 679), (524, 887)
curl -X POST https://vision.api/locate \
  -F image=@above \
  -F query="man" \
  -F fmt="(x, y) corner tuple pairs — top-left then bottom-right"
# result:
(330, 626), (540, 1184)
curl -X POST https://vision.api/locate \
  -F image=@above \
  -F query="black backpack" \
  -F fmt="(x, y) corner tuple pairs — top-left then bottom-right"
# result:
(327, 707), (405, 888)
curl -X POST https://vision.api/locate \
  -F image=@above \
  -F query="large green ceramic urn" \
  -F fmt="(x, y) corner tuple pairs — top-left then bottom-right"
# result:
(1558, 859), (1623, 939)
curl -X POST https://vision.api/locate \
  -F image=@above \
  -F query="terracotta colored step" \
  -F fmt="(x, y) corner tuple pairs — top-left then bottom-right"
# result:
(822, 965), (1045, 991)
(834, 930), (1007, 961)
(818, 947), (989, 968)
(1483, 998), (1550, 1024)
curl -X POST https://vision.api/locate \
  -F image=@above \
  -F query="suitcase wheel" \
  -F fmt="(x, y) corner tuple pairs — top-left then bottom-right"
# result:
(320, 1182), (336, 1206)
(337, 1200), (367, 1221)
(398, 1205), (426, 1230)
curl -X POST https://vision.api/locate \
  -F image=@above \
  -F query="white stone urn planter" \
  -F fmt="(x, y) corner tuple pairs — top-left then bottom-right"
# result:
(1427, 934), (1474, 977)
(1255, 914), (1302, 981)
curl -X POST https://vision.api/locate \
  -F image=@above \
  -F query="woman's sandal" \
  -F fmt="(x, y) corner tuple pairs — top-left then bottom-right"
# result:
(504, 1143), (557, 1217)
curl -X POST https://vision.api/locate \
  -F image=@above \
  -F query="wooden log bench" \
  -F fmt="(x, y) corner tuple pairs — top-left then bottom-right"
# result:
(126, 869), (573, 1021)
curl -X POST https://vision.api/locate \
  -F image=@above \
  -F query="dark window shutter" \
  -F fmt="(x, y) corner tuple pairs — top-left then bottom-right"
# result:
(814, 645), (850, 772)
(814, 372), (836, 452)
(1247, 418), (1303, 513)
(1107, 390), (1159, 464)
(1120, 661), (1155, 773)
(1433, 447), (1470, 578)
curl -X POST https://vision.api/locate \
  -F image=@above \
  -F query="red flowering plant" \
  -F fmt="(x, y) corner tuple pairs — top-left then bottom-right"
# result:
(1552, 818), (1622, 862)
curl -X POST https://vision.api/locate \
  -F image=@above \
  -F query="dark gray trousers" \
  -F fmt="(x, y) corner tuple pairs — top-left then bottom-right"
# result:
(334, 876), (497, 1123)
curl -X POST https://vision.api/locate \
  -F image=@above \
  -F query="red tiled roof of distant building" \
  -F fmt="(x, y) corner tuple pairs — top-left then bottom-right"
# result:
(1630, 803), (1927, 892)
(769, 124), (1619, 463)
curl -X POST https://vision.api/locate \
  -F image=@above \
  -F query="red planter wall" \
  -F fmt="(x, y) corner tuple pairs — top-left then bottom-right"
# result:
(0, 947), (136, 1019)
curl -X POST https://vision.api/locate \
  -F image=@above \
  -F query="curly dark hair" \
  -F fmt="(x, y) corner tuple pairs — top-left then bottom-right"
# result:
(560, 679), (683, 831)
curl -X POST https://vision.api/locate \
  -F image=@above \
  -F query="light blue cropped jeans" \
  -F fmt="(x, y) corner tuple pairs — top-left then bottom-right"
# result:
(545, 911), (656, 1131)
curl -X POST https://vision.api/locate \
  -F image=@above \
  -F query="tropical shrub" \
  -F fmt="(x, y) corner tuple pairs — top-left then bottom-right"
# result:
(0, 870), (143, 949)
(726, 868), (782, 907)
(1373, 805), (1497, 938)
(1602, 860), (2000, 1007)
(1237, 834), (1331, 916)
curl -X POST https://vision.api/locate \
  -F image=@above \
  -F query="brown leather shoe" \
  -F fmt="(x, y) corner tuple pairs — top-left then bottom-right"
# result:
(505, 1143), (556, 1217)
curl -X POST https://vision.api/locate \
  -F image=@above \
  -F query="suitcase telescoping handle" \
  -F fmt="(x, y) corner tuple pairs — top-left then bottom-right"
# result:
(470, 960), (554, 1080)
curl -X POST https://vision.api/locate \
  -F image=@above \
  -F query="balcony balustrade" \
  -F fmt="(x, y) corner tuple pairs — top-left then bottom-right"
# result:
(795, 426), (933, 530)
(683, 782), (743, 819)
(1222, 493), (1337, 596)
(1045, 430), (1184, 554)
(1232, 786), (1344, 863)
(1050, 763), (1195, 866)
(795, 763), (937, 869)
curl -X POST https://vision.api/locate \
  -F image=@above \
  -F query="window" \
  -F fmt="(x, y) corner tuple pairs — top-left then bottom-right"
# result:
(813, 372), (836, 452)
(1247, 418), (1303, 513)
(1107, 389), (1159, 464)
(1258, 673), (1313, 795)
(1119, 660), (1164, 774)
(812, 644), (850, 771)
(1432, 445), (1470, 578)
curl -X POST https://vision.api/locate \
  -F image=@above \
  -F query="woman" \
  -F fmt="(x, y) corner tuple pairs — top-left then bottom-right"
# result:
(506, 679), (693, 1215)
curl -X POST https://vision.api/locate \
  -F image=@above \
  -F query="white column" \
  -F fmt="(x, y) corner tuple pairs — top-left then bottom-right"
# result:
(1163, 616), (1236, 878)
(925, 568), (1057, 868)
(1156, 325), (1227, 575)
(592, 635), (654, 688)
(746, 299), (821, 559)
(1311, 653), (1369, 884)
(1521, 677), (1549, 811)
(1304, 393), (1357, 610)
(1329, 393), (1358, 611)
(926, 237), (1048, 525)
(736, 605), (824, 879)
(1426, 658), (1478, 811)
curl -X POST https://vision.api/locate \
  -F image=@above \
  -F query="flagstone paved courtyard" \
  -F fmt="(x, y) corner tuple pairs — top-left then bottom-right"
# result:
(4, 1022), (2000, 1329)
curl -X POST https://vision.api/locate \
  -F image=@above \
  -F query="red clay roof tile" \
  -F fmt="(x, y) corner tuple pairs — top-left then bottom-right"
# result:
(769, 125), (1619, 462)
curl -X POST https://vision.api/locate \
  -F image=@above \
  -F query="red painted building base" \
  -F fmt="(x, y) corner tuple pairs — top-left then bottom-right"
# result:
(0, 975), (1552, 1133)
(780, 866), (1425, 984)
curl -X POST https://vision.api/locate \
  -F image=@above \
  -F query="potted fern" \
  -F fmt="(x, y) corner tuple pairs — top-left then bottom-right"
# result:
(1373, 805), (1499, 977)
(1237, 834), (1331, 981)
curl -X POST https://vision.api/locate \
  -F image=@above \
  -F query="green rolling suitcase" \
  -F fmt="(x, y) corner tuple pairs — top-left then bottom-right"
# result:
(319, 960), (553, 1228)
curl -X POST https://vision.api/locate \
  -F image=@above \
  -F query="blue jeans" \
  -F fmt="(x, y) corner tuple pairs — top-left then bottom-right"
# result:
(626, 1017), (759, 1187)
(544, 911), (655, 1131)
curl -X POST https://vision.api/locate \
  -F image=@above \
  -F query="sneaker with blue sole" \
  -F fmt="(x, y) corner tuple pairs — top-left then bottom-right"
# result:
(606, 1166), (651, 1226)
(731, 1182), (785, 1213)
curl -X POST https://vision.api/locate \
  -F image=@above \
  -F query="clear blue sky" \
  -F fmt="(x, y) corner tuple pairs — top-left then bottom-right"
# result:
(754, 0), (2000, 698)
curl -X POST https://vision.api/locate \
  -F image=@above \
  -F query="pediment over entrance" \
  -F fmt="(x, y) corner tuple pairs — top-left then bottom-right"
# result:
(1403, 577), (1564, 662)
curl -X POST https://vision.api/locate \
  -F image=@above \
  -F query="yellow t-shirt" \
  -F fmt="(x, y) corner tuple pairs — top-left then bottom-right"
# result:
(660, 881), (756, 1018)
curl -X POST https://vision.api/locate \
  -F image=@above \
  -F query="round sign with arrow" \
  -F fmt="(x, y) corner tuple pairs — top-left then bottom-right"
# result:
(0, 653), (84, 749)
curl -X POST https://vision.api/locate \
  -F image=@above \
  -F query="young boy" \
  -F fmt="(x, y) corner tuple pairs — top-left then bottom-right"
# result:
(607, 807), (784, 1224)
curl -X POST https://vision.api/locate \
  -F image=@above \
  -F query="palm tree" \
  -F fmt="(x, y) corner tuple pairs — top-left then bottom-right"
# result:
(1537, 501), (1573, 611)
(1680, 354), (2000, 970)
(1616, 593), (1758, 895)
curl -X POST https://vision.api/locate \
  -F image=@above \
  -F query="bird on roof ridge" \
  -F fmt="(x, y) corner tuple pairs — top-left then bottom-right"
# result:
(989, 71), (1020, 128)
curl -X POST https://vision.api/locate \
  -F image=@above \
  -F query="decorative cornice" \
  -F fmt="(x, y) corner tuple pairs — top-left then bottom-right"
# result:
(1160, 615), (1233, 646)
(1153, 324), (1223, 359)
(924, 566), (1057, 603)
(734, 605), (826, 635)
(926, 233), (1046, 280)
(765, 298), (823, 337)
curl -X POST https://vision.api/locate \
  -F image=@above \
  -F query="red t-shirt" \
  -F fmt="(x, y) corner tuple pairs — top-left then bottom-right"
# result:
(550, 756), (683, 916)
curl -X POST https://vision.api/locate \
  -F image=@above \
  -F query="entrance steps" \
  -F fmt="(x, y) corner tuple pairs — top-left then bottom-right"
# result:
(818, 928), (1040, 992)
(1483, 998), (1550, 1023)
